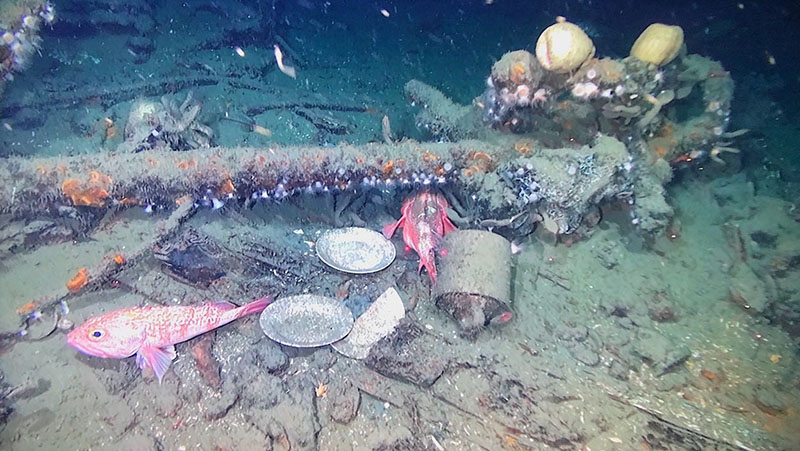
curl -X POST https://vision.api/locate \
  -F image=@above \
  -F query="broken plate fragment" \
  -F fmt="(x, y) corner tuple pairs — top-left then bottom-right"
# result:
(316, 227), (395, 274)
(260, 295), (354, 348)
(332, 287), (405, 359)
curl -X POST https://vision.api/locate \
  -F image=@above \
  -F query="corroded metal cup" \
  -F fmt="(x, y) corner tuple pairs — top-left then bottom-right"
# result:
(433, 230), (513, 339)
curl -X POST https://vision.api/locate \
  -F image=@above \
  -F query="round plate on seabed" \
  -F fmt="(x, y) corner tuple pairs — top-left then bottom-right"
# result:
(259, 295), (354, 348)
(315, 227), (396, 274)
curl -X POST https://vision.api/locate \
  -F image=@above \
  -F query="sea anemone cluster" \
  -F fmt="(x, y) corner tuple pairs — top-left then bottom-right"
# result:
(482, 50), (549, 127)
(569, 59), (630, 102)
(0, 2), (54, 82)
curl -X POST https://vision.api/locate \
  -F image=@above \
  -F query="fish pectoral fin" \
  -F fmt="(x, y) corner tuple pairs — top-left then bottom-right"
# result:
(441, 213), (458, 234)
(136, 344), (176, 384)
(382, 219), (403, 239)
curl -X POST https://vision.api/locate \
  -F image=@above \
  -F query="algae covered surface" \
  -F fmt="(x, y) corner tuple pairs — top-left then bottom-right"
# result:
(1, 1), (800, 450)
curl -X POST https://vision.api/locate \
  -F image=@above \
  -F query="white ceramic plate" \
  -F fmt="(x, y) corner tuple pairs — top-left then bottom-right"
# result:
(259, 295), (354, 348)
(315, 227), (396, 274)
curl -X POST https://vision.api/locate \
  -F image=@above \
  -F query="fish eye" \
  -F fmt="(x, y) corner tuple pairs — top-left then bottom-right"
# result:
(90, 330), (104, 339)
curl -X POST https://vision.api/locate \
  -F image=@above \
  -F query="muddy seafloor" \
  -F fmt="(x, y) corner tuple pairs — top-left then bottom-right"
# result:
(0, 1), (799, 449)
(0, 173), (799, 451)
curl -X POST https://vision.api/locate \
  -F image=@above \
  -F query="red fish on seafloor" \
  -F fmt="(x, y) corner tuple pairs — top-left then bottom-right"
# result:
(67, 297), (272, 383)
(383, 190), (457, 283)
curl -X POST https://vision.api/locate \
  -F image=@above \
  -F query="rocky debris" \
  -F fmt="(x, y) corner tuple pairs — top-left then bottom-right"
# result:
(632, 329), (690, 376)
(317, 379), (360, 424)
(435, 293), (510, 340)
(101, 401), (138, 439)
(333, 287), (405, 359)
(8, 107), (46, 130)
(125, 36), (154, 64)
(191, 334), (221, 389)
(710, 174), (755, 219)
(632, 171), (674, 234)
(117, 91), (214, 153)
(251, 338), (290, 374)
(203, 379), (241, 421)
(84, 355), (140, 395)
(115, 434), (159, 450)
(654, 372), (689, 392)
(404, 80), (485, 141)
(0, 219), (74, 256)
(237, 370), (283, 411)
(0, 369), (10, 434)
(366, 320), (449, 387)
(590, 237), (624, 269)
(511, 135), (631, 235)
(373, 437), (427, 450)
(212, 426), (274, 451)
(648, 305), (677, 323)
(729, 263), (772, 313)
(555, 323), (589, 342)
(153, 228), (229, 288)
(753, 385), (787, 416)
(57, 0), (156, 35)
(567, 341), (601, 367)
(4, 378), (50, 401)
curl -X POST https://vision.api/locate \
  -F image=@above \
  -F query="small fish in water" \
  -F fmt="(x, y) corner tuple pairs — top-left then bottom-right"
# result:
(383, 191), (457, 283)
(273, 44), (297, 79)
(67, 297), (272, 383)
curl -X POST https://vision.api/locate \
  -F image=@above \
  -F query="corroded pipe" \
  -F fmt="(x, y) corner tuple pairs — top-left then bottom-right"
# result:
(0, 140), (513, 216)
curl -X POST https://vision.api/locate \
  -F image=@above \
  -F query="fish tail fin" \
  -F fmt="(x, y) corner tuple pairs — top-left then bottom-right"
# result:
(235, 296), (273, 319)
(421, 258), (437, 284)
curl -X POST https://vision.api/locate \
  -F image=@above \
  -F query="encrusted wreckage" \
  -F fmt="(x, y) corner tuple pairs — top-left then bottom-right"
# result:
(0, 19), (747, 240)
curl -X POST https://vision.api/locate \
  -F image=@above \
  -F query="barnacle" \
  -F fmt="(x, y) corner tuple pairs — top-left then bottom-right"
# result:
(66, 267), (89, 293)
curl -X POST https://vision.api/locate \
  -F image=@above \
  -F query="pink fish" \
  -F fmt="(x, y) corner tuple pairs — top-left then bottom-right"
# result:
(383, 190), (457, 283)
(67, 297), (272, 383)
